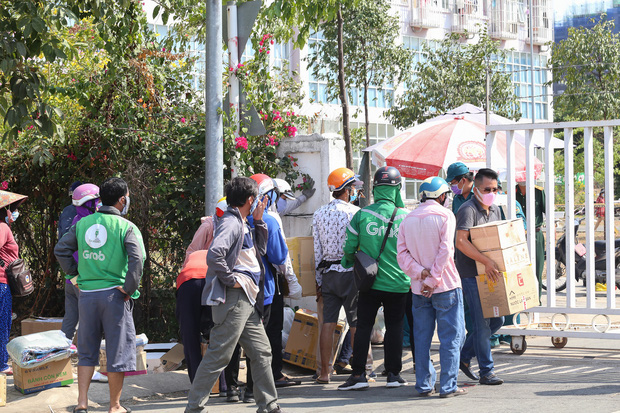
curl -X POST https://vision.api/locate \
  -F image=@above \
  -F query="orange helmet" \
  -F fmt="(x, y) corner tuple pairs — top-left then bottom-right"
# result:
(328, 168), (356, 192)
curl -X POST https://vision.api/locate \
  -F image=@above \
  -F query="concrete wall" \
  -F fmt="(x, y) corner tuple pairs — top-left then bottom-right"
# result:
(277, 132), (347, 312)
(277, 132), (346, 238)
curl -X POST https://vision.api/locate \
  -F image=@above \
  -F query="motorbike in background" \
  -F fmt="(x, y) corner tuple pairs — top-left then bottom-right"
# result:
(545, 216), (620, 292)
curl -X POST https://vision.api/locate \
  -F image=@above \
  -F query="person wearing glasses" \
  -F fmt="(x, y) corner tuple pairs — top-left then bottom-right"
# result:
(454, 168), (504, 386)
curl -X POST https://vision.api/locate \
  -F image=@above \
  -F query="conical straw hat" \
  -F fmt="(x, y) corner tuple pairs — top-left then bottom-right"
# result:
(0, 190), (28, 209)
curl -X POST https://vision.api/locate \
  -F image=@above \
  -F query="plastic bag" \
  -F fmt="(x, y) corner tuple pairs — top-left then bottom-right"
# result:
(281, 306), (296, 349)
(7, 330), (75, 368)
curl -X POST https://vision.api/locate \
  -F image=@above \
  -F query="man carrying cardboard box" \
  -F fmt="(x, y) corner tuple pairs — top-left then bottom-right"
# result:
(454, 169), (505, 386)
(397, 177), (467, 398)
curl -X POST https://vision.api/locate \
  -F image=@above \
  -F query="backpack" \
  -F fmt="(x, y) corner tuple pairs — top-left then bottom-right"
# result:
(4, 259), (33, 297)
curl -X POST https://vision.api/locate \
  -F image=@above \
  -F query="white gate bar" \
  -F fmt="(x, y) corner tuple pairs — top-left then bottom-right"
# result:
(487, 119), (620, 131)
(506, 130), (516, 220)
(525, 129), (536, 283)
(565, 128), (576, 308)
(544, 127), (556, 307)
(604, 126), (616, 309)
(583, 127), (595, 308)
(486, 130), (495, 169)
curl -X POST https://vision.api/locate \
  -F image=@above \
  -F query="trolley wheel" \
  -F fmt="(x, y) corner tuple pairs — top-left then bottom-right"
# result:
(510, 336), (527, 355)
(551, 337), (568, 348)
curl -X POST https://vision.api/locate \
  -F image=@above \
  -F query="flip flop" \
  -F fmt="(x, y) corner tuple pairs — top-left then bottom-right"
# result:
(120, 407), (132, 413)
(275, 376), (301, 387)
(314, 378), (329, 384)
(72, 408), (88, 413)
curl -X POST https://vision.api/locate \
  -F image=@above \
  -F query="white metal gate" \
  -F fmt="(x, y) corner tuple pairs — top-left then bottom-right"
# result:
(486, 120), (620, 351)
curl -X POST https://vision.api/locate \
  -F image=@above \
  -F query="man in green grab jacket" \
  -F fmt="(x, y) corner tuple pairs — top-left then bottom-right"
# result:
(55, 177), (145, 413)
(338, 166), (411, 391)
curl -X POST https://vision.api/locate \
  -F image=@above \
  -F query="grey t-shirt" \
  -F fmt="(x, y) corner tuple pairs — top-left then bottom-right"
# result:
(455, 196), (502, 278)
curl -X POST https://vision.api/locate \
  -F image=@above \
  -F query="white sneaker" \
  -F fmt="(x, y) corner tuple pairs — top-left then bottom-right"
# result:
(92, 370), (108, 382)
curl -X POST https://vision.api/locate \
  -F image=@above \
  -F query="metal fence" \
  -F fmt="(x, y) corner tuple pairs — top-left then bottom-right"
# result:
(487, 120), (620, 349)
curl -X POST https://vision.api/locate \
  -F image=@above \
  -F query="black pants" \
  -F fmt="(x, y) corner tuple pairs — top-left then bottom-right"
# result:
(225, 302), (273, 391)
(175, 278), (212, 383)
(265, 290), (284, 381)
(351, 289), (407, 376)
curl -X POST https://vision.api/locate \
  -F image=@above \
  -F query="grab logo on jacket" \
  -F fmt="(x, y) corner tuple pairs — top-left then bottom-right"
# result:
(85, 224), (108, 249)
(366, 222), (398, 238)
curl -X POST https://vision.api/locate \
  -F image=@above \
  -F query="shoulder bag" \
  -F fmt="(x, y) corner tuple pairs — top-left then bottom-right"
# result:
(353, 207), (398, 293)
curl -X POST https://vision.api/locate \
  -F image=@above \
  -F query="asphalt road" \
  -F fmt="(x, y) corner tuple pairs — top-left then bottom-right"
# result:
(17, 336), (618, 413)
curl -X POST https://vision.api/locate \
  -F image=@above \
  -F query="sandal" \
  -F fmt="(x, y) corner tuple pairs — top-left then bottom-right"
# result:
(275, 376), (301, 387)
(72, 407), (88, 413)
(440, 388), (468, 398)
(1, 367), (12, 376)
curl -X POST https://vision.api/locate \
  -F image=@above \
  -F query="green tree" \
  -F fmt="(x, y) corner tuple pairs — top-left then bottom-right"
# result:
(308, 0), (410, 150)
(386, 30), (520, 129)
(549, 16), (620, 197)
(265, 0), (362, 168)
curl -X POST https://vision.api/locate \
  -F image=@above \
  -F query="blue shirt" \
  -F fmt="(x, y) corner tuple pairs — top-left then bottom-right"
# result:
(248, 212), (288, 305)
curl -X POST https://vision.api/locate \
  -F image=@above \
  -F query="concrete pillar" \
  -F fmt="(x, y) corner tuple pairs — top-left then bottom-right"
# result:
(277, 132), (346, 238)
(277, 132), (347, 313)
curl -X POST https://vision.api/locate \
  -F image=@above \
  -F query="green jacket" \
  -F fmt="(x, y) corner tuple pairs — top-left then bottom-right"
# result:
(342, 186), (410, 293)
(55, 206), (146, 299)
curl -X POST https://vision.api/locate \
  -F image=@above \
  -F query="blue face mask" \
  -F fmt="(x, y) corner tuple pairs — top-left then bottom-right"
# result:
(349, 188), (358, 203)
(5, 210), (19, 224)
(121, 196), (130, 216)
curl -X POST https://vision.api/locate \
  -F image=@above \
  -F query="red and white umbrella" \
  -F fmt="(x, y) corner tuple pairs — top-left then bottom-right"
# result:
(366, 114), (543, 181)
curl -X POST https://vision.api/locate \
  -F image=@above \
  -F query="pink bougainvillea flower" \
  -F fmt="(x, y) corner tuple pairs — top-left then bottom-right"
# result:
(67, 153), (77, 161)
(180, 117), (186, 123)
(259, 40), (264, 46)
(235, 136), (248, 150)
(0, 181), (8, 190)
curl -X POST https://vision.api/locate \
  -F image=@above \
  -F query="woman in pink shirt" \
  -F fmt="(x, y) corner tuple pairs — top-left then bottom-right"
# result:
(0, 189), (28, 375)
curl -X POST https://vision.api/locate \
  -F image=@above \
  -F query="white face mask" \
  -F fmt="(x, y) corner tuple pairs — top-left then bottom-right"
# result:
(121, 195), (130, 215)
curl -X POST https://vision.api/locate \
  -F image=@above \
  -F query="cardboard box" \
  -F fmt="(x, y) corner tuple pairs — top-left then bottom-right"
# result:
(13, 357), (73, 394)
(470, 219), (526, 252)
(100, 350), (147, 376)
(21, 317), (63, 336)
(286, 237), (317, 297)
(0, 373), (5, 406)
(476, 264), (540, 318)
(200, 342), (220, 394)
(475, 242), (531, 274)
(151, 343), (185, 374)
(282, 309), (344, 370)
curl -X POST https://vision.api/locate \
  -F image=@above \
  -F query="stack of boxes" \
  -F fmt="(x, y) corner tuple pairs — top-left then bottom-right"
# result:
(470, 219), (540, 318)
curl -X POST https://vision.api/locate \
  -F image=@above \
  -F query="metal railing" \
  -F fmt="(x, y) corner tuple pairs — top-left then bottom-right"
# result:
(487, 120), (620, 344)
(489, 0), (519, 40)
(410, 0), (444, 28)
(451, 0), (485, 33)
(525, 0), (553, 45)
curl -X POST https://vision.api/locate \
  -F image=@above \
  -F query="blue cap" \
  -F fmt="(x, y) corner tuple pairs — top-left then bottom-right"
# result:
(446, 162), (469, 183)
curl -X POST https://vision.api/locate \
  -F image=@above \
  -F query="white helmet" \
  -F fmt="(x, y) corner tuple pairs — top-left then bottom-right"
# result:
(273, 178), (295, 200)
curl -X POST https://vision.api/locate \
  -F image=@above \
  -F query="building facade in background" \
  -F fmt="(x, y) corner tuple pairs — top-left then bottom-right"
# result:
(145, 0), (554, 199)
